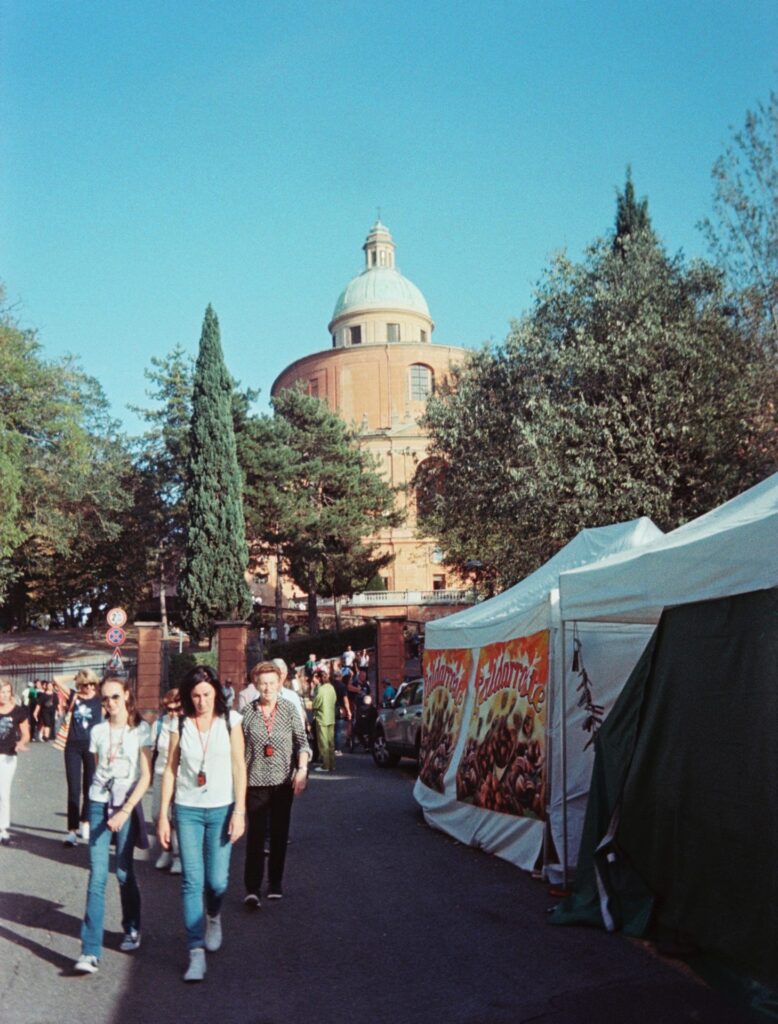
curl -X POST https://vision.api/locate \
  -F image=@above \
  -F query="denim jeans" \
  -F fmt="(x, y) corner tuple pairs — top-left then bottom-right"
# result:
(80, 799), (140, 958)
(175, 803), (233, 950)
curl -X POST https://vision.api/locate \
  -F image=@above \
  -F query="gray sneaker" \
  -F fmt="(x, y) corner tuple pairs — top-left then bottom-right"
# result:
(183, 948), (206, 982)
(204, 914), (222, 952)
(119, 928), (141, 952)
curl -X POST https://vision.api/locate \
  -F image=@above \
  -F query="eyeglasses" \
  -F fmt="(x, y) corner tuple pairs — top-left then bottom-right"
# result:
(101, 694), (123, 703)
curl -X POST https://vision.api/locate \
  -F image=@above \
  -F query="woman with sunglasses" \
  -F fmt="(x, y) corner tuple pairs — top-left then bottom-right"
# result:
(74, 677), (151, 975)
(158, 666), (245, 982)
(151, 688), (182, 873)
(63, 669), (103, 847)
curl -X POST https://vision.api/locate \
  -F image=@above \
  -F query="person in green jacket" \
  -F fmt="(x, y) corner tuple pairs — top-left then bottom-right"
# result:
(312, 670), (336, 772)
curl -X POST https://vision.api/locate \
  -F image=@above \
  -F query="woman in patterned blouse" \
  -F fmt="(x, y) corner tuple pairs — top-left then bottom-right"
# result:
(241, 661), (310, 907)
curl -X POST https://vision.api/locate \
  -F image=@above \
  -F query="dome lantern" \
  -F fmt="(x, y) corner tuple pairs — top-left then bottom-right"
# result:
(328, 221), (434, 346)
(363, 219), (396, 269)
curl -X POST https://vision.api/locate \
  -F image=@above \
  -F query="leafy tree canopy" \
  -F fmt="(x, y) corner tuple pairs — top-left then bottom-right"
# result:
(700, 90), (778, 347)
(0, 289), (134, 622)
(417, 200), (776, 592)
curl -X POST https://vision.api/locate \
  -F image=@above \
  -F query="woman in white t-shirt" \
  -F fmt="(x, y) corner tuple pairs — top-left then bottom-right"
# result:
(74, 677), (152, 974)
(158, 666), (246, 983)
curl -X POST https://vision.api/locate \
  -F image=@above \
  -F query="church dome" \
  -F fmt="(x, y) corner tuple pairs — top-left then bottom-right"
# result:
(331, 266), (431, 321)
(328, 221), (433, 340)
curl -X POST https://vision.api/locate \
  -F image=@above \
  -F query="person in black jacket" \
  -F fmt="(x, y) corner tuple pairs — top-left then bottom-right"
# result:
(63, 670), (103, 847)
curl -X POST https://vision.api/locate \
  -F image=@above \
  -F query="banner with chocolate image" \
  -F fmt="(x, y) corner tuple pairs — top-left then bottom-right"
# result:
(455, 630), (549, 819)
(418, 648), (472, 793)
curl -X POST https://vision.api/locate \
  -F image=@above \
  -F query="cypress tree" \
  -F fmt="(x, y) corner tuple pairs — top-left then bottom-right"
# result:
(179, 305), (251, 640)
(613, 166), (652, 254)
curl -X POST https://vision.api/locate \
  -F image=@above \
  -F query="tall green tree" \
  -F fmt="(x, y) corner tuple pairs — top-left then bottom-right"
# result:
(0, 290), (135, 623)
(132, 345), (194, 632)
(417, 192), (776, 592)
(700, 91), (778, 345)
(178, 306), (251, 640)
(242, 387), (401, 635)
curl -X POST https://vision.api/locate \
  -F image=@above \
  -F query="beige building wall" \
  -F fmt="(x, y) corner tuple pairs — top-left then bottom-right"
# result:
(271, 221), (467, 594)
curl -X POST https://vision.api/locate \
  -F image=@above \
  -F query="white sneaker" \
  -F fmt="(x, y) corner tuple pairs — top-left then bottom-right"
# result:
(64, 831), (78, 847)
(169, 857), (182, 874)
(183, 948), (206, 982)
(204, 914), (222, 952)
(155, 850), (172, 870)
(74, 954), (99, 974)
(79, 821), (90, 842)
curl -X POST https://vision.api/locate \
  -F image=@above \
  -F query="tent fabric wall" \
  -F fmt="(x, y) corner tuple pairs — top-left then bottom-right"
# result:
(559, 472), (778, 624)
(425, 518), (662, 651)
(415, 518), (662, 874)
(552, 588), (778, 996)
(548, 621), (655, 878)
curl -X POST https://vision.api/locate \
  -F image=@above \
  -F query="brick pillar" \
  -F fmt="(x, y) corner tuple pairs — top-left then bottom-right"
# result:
(215, 621), (249, 698)
(135, 622), (163, 720)
(376, 616), (407, 702)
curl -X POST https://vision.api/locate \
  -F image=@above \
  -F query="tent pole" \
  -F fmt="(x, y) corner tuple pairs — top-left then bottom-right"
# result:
(560, 623), (569, 889)
(542, 628), (555, 876)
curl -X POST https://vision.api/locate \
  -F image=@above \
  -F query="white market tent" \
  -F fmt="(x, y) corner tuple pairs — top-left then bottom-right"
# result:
(559, 472), (778, 624)
(415, 517), (663, 877)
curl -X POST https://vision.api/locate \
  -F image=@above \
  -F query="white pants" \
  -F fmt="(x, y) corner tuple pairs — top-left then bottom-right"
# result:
(0, 755), (18, 834)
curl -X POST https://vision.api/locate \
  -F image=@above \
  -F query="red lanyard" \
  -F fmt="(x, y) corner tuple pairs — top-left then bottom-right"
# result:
(194, 718), (213, 769)
(260, 702), (278, 739)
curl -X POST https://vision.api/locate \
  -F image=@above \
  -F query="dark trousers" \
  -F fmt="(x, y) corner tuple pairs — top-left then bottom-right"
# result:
(244, 784), (294, 895)
(65, 744), (95, 830)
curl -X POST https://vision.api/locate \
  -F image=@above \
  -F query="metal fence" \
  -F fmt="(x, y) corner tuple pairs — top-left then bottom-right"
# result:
(0, 658), (138, 695)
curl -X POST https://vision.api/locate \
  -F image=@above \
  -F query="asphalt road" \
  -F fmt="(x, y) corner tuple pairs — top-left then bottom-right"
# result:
(0, 742), (757, 1024)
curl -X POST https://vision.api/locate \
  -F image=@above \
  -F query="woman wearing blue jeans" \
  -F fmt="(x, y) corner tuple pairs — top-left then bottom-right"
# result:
(74, 677), (151, 974)
(158, 666), (245, 982)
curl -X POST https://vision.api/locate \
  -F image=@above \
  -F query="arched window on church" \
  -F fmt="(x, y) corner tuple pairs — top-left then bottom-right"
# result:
(409, 363), (434, 401)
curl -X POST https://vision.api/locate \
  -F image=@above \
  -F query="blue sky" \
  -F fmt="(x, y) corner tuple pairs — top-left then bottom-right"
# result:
(2, 1), (776, 434)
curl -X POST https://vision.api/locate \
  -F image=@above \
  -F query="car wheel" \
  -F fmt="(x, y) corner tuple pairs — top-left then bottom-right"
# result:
(372, 730), (399, 768)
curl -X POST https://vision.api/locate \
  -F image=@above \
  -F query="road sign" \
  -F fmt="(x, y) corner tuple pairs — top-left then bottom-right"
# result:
(105, 626), (126, 647)
(106, 607), (127, 628)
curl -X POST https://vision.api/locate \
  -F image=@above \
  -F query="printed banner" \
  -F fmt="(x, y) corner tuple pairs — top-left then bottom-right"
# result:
(456, 630), (549, 819)
(418, 648), (473, 793)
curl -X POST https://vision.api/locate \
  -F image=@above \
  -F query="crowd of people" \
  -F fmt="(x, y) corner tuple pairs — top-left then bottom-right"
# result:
(0, 643), (379, 981)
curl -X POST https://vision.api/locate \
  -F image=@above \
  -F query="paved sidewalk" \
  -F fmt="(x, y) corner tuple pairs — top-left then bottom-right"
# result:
(0, 742), (757, 1024)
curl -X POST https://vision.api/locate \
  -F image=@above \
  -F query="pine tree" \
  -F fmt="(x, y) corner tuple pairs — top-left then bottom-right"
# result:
(242, 387), (401, 635)
(179, 306), (251, 640)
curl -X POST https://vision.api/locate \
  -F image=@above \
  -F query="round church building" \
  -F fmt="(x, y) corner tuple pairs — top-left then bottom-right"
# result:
(271, 220), (467, 594)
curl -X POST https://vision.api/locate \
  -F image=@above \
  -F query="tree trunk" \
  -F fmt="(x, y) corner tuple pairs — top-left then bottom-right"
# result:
(275, 548), (284, 639)
(334, 595), (342, 633)
(159, 570), (169, 639)
(307, 576), (319, 635)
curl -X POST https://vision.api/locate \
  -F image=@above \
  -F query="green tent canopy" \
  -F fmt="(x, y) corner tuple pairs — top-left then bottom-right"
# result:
(551, 587), (778, 1014)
